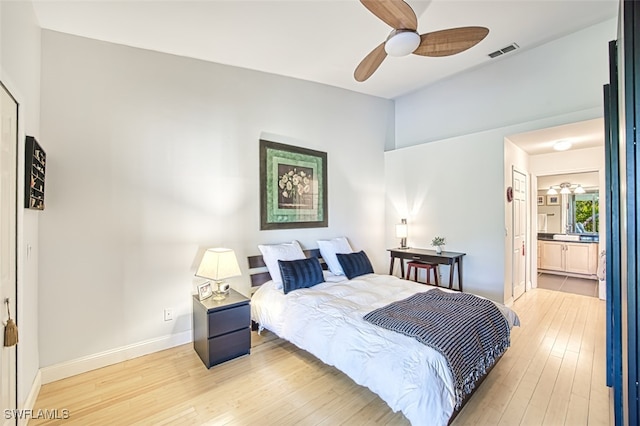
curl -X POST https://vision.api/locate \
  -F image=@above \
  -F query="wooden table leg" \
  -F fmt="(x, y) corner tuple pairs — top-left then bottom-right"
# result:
(457, 258), (463, 292)
(389, 257), (407, 278)
(448, 261), (454, 289)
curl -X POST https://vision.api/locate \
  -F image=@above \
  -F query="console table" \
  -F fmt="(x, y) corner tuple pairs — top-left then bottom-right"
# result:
(388, 248), (466, 292)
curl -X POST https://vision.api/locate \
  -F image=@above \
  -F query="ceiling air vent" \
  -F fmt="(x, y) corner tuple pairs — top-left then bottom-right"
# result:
(488, 43), (520, 59)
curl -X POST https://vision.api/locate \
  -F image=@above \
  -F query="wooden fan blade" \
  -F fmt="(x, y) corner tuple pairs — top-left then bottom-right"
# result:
(360, 0), (417, 31)
(413, 27), (489, 57)
(354, 42), (387, 82)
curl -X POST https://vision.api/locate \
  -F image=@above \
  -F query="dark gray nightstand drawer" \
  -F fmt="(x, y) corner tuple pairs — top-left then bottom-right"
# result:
(208, 327), (251, 366)
(208, 304), (250, 337)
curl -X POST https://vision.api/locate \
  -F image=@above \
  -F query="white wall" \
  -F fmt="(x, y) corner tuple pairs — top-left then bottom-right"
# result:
(385, 131), (505, 302)
(1, 0), (42, 411)
(394, 18), (615, 148)
(38, 31), (393, 369)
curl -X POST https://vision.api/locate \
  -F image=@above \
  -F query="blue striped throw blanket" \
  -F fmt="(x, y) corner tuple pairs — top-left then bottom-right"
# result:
(363, 289), (510, 409)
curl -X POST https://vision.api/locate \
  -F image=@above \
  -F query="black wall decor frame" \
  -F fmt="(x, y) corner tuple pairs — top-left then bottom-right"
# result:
(24, 136), (46, 210)
(259, 139), (328, 230)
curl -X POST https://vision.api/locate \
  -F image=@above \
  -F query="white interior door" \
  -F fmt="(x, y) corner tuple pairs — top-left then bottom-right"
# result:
(512, 169), (527, 300)
(0, 82), (18, 424)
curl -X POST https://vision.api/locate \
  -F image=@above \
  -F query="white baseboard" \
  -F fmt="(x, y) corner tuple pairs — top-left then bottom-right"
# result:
(40, 330), (192, 385)
(19, 370), (41, 426)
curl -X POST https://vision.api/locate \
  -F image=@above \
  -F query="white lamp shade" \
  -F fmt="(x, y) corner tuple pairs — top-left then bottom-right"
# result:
(196, 248), (241, 281)
(560, 186), (571, 195)
(395, 223), (408, 238)
(547, 186), (558, 195)
(573, 185), (586, 194)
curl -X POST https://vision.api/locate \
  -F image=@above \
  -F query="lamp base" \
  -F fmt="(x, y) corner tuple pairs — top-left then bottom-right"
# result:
(397, 246), (411, 250)
(211, 281), (230, 300)
(211, 292), (226, 301)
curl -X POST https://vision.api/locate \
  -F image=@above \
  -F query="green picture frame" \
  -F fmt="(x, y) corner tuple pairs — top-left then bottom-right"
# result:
(260, 139), (328, 230)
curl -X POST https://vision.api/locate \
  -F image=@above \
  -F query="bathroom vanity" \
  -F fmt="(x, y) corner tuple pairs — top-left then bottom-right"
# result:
(537, 233), (599, 277)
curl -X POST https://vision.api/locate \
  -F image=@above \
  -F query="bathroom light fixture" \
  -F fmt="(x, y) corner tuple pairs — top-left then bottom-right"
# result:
(395, 218), (409, 249)
(560, 182), (573, 194)
(573, 184), (586, 194)
(553, 140), (572, 151)
(547, 182), (586, 195)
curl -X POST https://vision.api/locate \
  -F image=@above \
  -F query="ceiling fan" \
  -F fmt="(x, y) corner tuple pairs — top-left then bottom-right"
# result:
(354, 0), (490, 82)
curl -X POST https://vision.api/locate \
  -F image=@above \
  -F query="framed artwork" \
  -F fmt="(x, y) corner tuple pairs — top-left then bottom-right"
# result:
(537, 195), (545, 206)
(260, 139), (327, 230)
(547, 195), (560, 205)
(197, 282), (213, 301)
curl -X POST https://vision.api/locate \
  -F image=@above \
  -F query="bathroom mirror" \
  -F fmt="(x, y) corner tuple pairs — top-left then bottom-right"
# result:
(537, 171), (599, 234)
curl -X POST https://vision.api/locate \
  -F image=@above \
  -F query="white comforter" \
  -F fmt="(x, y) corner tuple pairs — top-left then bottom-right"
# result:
(251, 273), (519, 426)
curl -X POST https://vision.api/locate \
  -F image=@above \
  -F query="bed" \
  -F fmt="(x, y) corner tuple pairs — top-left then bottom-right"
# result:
(248, 242), (519, 426)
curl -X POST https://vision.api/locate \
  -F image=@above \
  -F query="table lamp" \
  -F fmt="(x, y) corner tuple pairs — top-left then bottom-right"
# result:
(396, 218), (408, 249)
(196, 248), (241, 300)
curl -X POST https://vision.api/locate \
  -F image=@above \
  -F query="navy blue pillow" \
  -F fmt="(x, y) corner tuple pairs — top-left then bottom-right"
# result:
(278, 257), (324, 294)
(336, 250), (374, 279)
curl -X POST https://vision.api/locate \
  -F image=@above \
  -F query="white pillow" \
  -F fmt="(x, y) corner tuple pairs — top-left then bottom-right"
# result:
(323, 270), (349, 283)
(317, 237), (353, 275)
(258, 240), (305, 289)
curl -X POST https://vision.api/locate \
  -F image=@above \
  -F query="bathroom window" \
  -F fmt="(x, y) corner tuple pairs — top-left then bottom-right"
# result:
(570, 191), (599, 233)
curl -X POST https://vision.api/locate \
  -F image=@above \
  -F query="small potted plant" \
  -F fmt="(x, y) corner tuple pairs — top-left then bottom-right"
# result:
(431, 236), (446, 254)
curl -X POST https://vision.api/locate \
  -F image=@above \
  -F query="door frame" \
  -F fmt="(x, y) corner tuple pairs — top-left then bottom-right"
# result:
(0, 79), (19, 422)
(511, 166), (529, 300)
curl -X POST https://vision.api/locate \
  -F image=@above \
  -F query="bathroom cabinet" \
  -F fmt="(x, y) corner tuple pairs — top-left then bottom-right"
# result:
(539, 240), (598, 276)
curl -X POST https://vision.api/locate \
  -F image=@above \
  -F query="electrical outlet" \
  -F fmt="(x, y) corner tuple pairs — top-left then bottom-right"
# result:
(164, 308), (173, 321)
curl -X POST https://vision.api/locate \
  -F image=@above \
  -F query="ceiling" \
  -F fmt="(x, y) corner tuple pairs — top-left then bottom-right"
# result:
(507, 118), (605, 156)
(31, 0), (618, 100)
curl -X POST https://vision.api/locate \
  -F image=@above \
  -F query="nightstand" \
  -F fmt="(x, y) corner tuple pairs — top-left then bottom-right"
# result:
(192, 288), (251, 368)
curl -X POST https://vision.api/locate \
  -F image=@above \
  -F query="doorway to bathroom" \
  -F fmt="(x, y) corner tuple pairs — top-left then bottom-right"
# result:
(535, 170), (602, 297)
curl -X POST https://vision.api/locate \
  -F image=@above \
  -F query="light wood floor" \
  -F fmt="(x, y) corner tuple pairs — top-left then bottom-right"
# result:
(32, 288), (611, 425)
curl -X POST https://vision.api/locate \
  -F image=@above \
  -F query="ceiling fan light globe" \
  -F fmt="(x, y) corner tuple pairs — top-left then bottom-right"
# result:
(385, 31), (420, 57)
